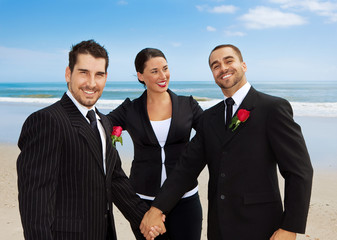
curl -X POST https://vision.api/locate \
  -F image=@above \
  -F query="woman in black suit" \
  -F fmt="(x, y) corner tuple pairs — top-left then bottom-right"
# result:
(107, 48), (203, 240)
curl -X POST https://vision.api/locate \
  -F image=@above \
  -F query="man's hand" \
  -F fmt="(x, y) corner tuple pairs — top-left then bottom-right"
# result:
(140, 207), (166, 240)
(270, 228), (296, 240)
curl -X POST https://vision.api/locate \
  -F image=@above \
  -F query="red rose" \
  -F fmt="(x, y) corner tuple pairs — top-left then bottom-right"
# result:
(111, 126), (123, 147)
(112, 126), (123, 137)
(229, 109), (250, 131)
(237, 109), (250, 122)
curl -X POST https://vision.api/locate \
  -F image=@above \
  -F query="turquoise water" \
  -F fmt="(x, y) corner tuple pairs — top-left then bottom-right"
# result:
(1, 81), (337, 102)
(1, 81), (336, 168)
(1, 81), (337, 117)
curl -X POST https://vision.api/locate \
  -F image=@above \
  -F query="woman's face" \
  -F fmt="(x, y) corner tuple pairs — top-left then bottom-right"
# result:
(137, 57), (170, 93)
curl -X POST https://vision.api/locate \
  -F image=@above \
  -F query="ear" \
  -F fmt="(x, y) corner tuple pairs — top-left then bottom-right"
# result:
(103, 72), (108, 86)
(65, 66), (71, 83)
(137, 72), (144, 82)
(241, 62), (247, 73)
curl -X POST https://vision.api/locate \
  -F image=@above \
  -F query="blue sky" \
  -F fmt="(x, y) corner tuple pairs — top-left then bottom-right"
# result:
(0, 0), (336, 83)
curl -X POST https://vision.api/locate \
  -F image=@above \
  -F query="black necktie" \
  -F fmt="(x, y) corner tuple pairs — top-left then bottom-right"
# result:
(225, 97), (235, 129)
(86, 110), (102, 152)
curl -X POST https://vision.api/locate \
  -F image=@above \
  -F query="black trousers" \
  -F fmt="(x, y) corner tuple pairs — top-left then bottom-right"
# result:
(140, 192), (203, 240)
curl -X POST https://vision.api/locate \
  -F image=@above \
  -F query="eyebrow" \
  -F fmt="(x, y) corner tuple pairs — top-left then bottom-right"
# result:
(210, 56), (235, 68)
(150, 65), (168, 71)
(77, 69), (106, 74)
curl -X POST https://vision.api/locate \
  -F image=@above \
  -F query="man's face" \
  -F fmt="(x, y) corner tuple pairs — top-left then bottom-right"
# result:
(209, 47), (247, 96)
(65, 53), (107, 109)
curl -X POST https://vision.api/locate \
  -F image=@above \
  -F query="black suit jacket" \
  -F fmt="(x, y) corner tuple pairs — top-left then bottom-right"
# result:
(153, 87), (313, 240)
(107, 89), (203, 196)
(17, 93), (148, 240)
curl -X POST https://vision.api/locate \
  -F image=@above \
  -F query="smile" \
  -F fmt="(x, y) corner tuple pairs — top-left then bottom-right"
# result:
(222, 74), (232, 79)
(83, 90), (95, 94)
(157, 81), (167, 87)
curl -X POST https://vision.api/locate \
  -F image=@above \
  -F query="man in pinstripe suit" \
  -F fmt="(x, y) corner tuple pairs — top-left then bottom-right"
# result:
(17, 40), (151, 240)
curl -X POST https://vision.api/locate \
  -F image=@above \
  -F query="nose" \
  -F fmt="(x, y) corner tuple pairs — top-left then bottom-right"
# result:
(159, 70), (167, 80)
(87, 75), (96, 88)
(220, 63), (229, 72)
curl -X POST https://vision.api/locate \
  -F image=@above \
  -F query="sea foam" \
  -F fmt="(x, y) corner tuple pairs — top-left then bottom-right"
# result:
(1, 97), (336, 117)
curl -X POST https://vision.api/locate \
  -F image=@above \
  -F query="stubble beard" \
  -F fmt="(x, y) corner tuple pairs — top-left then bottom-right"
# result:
(216, 76), (241, 90)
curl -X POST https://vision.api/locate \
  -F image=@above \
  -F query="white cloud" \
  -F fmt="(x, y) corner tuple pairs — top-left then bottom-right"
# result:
(210, 5), (238, 13)
(207, 26), (217, 31)
(225, 31), (246, 36)
(196, 4), (238, 14)
(171, 42), (182, 47)
(196, 5), (207, 12)
(240, 6), (307, 29)
(117, 0), (128, 5)
(270, 0), (337, 22)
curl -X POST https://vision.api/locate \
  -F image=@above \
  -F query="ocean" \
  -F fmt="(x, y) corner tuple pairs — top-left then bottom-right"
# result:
(1, 81), (336, 167)
(1, 81), (337, 117)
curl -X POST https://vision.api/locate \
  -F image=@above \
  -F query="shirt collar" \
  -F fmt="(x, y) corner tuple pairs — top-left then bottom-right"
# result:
(66, 90), (101, 120)
(224, 82), (251, 107)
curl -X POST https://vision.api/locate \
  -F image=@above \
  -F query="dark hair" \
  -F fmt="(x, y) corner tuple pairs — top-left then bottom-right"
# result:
(208, 44), (243, 66)
(68, 39), (109, 72)
(134, 48), (167, 85)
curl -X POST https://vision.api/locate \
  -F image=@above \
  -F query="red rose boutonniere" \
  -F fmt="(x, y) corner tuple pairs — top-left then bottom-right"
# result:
(229, 109), (250, 131)
(111, 126), (123, 147)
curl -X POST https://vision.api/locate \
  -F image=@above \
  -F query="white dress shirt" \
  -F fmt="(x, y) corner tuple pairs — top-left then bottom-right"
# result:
(224, 82), (251, 121)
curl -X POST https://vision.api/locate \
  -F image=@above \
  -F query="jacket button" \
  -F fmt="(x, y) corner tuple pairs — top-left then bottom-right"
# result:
(104, 213), (107, 218)
(220, 195), (225, 200)
(221, 173), (225, 177)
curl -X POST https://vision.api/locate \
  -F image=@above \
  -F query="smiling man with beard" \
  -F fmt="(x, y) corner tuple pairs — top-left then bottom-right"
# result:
(140, 44), (313, 240)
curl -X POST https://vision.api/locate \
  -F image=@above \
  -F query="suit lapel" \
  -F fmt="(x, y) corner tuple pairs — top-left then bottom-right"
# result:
(139, 90), (161, 146)
(60, 93), (105, 173)
(165, 89), (177, 145)
(138, 89), (181, 146)
(222, 87), (257, 147)
(210, 101), (227, 142)
(99, 112), (116, 176)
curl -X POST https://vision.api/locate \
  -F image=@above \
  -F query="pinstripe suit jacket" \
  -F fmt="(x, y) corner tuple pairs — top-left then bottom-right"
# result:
(17, 93), (148, 240)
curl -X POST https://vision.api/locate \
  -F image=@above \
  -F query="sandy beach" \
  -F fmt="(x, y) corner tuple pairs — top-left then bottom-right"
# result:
(1, 142), (337, 240)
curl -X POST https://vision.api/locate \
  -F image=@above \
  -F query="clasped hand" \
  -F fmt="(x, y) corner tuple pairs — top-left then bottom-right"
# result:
(140, 206), (166, 240)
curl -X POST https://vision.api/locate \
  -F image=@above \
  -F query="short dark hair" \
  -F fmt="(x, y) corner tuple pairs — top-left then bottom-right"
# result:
(208, 44), (243, 66)
(134, 48), (167, 85)
(68, 39), (109, 72)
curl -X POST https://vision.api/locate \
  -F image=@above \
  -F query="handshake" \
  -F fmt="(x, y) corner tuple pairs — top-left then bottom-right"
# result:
(140, 206), (167, 240)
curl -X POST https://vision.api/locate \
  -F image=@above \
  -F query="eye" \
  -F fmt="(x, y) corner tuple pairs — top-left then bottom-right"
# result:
(213, 65), (219, 70)
(151, 70), (158, 74)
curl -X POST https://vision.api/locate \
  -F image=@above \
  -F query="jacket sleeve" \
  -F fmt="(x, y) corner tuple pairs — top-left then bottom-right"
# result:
(189, 96), (204, 132)
(17, 111), (61, 240)
(106, 98), (131, 129)
(152, 115), (207, 213)
(109, 149), (149, 236)
(267, 98), (313, 233)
